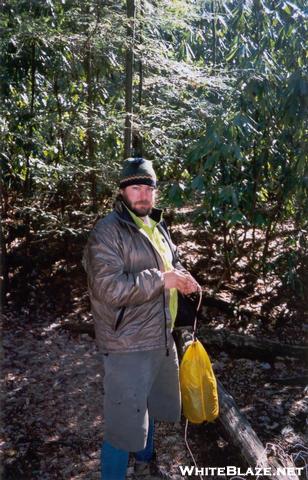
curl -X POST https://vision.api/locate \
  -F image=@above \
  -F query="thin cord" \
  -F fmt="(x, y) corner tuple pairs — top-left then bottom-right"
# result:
(184, 419), (204, 480)
(183, 287), (204, 479)
(192, 286), (202, 341)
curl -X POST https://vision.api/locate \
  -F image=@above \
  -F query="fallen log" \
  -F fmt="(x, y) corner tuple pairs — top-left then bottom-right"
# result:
(61, 321), (308, 362)
(61, 321), (95, 338)
(269, 376), (308, 386)
(200, 326), (308, 361)
(174, 329), (299, 480)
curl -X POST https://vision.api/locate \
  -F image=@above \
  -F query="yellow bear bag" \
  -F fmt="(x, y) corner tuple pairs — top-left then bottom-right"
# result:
(179, 339), (219, 423)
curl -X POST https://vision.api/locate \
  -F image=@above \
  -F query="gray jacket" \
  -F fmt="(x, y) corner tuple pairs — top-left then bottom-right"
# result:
(83, 200), (183, 353)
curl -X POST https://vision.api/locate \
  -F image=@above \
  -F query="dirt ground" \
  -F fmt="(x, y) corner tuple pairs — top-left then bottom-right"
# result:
(1, 217), (307, 479)
(1, 308), (203, 479)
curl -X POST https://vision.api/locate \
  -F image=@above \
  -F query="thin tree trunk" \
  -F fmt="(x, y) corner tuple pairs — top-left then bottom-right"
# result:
(211, 1), (217, 66)
(53, 76), (66, 161)
(262, 219), (272, 271)
(24, 41), (36, 196)
(251, 147), (258, 264)
(132, 0), (144, 157)
(0, 177), (9, 304)
(85, 39), (97, 211)
(22, 41), (36, 256)
(250, 110), (261, 265)
(124, 0), (136, 159)
(222, 217), (231, 281)
(137, 0), (144, 107)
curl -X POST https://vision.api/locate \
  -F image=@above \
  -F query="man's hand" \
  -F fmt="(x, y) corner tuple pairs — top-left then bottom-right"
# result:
(163, 270), (201, 295)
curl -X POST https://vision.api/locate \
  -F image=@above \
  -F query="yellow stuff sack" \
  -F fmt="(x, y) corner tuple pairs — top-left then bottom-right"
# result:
(179, 339), (219, 424)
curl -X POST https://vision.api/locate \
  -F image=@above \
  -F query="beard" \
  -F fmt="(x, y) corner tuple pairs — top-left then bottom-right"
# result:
(122, 195), (153, 217)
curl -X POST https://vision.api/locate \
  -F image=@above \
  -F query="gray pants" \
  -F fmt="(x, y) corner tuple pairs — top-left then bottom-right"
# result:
(102, 338), (181, 451)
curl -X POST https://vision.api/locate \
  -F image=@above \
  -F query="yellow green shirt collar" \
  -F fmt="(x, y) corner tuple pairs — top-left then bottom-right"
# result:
(125, 205), (161, 233)
(124, 204), (178, 326)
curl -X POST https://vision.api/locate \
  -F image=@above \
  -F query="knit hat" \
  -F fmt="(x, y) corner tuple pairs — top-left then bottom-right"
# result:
(119, 157), (157, 188)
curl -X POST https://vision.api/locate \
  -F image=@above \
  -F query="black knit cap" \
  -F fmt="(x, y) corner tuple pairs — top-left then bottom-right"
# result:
(119, 157), (157, 189)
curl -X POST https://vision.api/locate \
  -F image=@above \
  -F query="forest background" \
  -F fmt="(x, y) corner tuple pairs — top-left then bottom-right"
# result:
(1, 0), (307, 479)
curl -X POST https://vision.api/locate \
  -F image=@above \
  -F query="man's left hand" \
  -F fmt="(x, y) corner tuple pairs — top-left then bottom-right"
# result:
(181, 271), (201, 295)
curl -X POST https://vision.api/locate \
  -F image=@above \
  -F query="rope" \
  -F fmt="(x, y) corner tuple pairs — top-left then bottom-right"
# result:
(184, 419), (204, 480)
(193, 285), (202, 341)
(183, 286), (205, 480)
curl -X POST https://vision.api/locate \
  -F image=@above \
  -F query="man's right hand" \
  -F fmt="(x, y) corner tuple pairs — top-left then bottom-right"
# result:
(162, 270), (200, 295)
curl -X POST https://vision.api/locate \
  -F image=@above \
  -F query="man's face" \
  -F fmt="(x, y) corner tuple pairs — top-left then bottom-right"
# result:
(120, 184), (156, 217)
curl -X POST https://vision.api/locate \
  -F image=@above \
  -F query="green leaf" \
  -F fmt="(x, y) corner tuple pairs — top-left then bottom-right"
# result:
(168, 183), (185, 207)
(225, 45), (238, 62)
(191, 175), (204, 192)
(204, 153), (218, 170)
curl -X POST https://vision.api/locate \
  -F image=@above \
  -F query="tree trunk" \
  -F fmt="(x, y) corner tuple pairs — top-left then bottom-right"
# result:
(85, 40), (97, 212)
(217, 381), (298, 479)
(211, 1), (217, 66)
(0, 201), (8, 305)
(200, 326), (308, 361)
(124, 0), (136, 159)
(250, 109), (262, 265)
(24, 40), (36, 196)
(222, 218), (231, 281)
(270, 376), (308, 386)
(63, 312), (308, 361)
(53, 76), (66, 161)
(132, 0), (144, 157)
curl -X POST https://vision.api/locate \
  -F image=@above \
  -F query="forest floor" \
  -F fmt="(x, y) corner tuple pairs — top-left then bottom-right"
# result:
(1, 210), (308, 479)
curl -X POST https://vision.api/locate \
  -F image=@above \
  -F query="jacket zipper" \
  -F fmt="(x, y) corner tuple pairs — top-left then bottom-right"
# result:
(118, 213), (170, 355)
(147, 241), (169, 356)
(115, 306), (126, 331)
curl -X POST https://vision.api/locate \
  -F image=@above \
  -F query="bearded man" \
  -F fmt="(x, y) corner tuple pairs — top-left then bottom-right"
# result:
(83, 158), (199, 479)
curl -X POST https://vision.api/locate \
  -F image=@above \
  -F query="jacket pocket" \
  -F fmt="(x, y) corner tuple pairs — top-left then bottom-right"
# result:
(115, 306), (126, 331)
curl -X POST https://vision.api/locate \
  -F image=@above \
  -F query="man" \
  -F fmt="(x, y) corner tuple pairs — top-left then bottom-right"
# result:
(83, 158), (200, 479)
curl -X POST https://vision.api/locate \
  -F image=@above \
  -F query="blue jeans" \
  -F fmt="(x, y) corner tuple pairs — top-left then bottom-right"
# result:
(101, 417), (155, 479)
